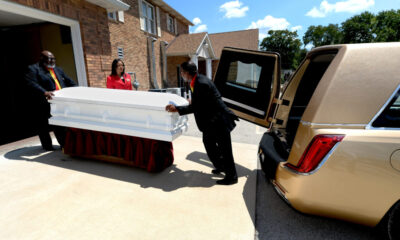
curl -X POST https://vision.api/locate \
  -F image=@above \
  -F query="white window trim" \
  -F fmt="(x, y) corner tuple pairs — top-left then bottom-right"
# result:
(0, 1), (87, 86)
(117, 11), (124, 22)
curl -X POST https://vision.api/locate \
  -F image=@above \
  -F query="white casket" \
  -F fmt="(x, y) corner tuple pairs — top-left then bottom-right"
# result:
(48, 87), (189, 142)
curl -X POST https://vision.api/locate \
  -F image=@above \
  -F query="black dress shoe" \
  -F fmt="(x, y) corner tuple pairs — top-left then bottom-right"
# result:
(211, 169), (224, 174)
(216, 177), (238, 185)
(43, 146), (54, 151)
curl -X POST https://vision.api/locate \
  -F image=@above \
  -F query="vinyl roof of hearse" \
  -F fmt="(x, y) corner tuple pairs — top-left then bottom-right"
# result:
(298, 42), (400, 126)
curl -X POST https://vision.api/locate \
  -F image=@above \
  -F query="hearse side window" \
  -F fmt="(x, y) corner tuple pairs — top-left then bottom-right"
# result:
(226, 61), (262, 93)
(372, 88), (400, 128)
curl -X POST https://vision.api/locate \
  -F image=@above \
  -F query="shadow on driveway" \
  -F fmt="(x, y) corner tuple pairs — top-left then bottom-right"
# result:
(4, 146), (257, 228)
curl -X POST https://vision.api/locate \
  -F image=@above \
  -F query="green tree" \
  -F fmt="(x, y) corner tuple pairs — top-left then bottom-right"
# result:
(260, 30), (302, 70)
(374, 9), (400, 42)
(303, 24), (342, 48)
(341, 11), (375, 43)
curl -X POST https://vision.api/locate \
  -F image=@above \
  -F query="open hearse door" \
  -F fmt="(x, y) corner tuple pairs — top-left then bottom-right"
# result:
(214, 47), (281, 129)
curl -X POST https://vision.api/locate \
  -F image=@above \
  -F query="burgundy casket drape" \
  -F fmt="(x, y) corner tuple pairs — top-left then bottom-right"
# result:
(63, 128), (174, 172)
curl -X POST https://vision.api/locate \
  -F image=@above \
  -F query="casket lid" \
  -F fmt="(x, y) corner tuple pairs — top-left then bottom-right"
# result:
(51, 87), (188, 110)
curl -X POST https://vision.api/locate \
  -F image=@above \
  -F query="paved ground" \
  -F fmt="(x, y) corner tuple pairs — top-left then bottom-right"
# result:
(0, 134), (258, 240)
(185, 115), (381, 240)
(0, 115), (383, 239)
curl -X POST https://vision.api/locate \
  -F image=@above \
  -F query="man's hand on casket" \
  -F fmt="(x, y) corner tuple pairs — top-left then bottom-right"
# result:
(165, 104), (178, 112)
(44, 91), (55, 100)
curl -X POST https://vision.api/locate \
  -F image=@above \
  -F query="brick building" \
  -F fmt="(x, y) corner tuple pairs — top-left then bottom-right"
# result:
(107, 0), (192, 90)
(0, 0), (191, 144)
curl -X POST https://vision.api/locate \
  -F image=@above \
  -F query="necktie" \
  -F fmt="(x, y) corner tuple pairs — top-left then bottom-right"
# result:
(48, 68), (62, 90)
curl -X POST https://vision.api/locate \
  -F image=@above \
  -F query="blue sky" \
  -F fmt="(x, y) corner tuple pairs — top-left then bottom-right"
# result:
(164, 0), (400, 44)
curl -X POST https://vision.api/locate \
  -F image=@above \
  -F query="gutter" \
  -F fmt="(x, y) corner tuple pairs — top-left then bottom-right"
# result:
(85, 0), (130, 12)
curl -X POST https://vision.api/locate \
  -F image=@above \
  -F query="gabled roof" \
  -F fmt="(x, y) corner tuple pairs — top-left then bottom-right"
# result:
(151, 0), (193, 26)
(209, 29), (259, 59)
(166, 32), (207, 56)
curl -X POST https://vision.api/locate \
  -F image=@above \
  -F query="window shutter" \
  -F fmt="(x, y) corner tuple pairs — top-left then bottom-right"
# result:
(156, 6), (161, 37)
(174, 18), (177, 35)
(118, 11), (124, 22)
(166, 13), (170, 31)
(138, 0), (145, 30)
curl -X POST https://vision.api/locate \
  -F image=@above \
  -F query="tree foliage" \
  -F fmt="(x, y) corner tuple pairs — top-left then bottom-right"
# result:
(304, 10), (400, 48)
(303, 24), (342, 47)
(260, 30), (302, 70)
(341, 11), (375, 43)
(374, 9), (400, 42)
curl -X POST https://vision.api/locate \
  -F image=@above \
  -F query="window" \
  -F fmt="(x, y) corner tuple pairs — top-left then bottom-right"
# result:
(141, 1), (155, 34)
(108, 11), (124, 22)
(372, 87), (400, 128)
(108, 12), (117, 21)
(226, 61), (262, 92)
(167, 14), (174, 33)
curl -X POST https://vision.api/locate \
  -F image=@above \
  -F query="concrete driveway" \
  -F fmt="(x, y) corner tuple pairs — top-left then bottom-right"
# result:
(0, 135), (258, 240)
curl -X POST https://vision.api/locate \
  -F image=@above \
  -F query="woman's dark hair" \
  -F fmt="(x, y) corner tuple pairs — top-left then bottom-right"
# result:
(180, 61), (197, 76)
(111, 59), (125, 76)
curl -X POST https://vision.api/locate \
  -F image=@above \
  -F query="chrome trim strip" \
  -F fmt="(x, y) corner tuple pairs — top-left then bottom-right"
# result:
(282, 142), (341, 176)
(300, 121), (366, 128)
(222, 97), (265, 115)
(271, 180), (291, 206)
(366, 84), (400, 130)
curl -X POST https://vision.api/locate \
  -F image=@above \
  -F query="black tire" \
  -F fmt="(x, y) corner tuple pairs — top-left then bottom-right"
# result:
(388, 201), (400, 240)
(379, 201), (400, 240)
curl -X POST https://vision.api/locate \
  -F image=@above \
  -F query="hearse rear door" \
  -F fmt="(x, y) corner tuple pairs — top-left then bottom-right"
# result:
(214, 47), (281, 129)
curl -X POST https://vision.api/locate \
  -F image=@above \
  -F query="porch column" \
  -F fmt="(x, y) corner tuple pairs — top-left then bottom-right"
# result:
(190, 55), (198, 69)
(206, 58), (212, 79)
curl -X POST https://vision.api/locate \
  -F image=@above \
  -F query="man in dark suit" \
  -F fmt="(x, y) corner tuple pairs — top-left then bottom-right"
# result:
(166, 61), (239, 185)
(25, 50), (76, 150)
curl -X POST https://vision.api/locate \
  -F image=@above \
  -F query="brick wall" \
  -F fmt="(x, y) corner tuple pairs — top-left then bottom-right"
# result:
(13, 0), (111, 87)
(109, 0), (189, 90)
(10, 0), (112, 88)
(167, 56), (190, 87)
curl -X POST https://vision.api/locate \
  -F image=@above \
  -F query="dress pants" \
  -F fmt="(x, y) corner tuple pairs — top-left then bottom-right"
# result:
(38, 117), (66, 149)
(202, 126), (237, 178)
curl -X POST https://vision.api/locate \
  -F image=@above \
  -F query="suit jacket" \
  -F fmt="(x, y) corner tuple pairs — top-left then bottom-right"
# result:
(25, 62), (77, 118)
(176, 74), (238, 132)
(25, 62), (77, 96)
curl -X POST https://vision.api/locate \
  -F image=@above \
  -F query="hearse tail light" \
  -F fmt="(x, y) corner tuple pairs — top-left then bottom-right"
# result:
(285, 134), (345, 173)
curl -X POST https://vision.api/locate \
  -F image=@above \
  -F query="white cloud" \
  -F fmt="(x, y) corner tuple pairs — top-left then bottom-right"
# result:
(248, 15), (291, 41)
(193, 24), (208, 33)
(193, 17), (202, 25)
(306, 0), (375, 18)
(219, 0), (249, 18)
(291, 25), (302, 31)
(248, 15), (290, 30)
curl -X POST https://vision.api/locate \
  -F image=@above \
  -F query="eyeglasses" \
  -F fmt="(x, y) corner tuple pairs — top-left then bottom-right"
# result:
(44, 56), (56, 61)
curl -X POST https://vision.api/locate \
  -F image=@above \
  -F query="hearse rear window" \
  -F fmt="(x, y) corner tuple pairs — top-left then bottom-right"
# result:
(372, 87), (400, 128)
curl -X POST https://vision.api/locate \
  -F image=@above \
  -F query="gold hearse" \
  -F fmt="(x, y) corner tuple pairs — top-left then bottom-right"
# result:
(214, 43), (400, 239)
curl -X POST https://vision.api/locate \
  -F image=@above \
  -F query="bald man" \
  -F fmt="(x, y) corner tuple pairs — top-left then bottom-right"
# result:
(25, 50), (76, 150)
